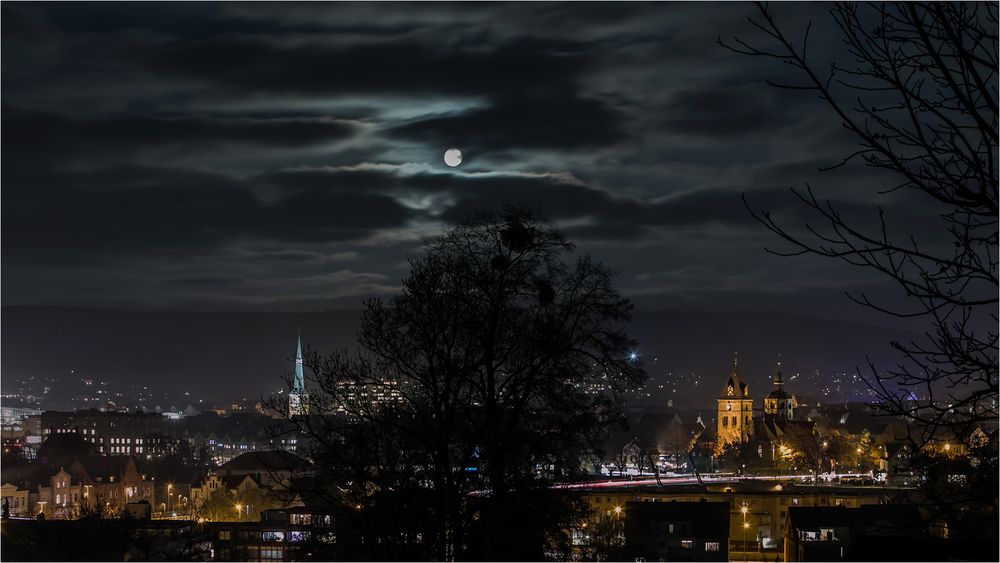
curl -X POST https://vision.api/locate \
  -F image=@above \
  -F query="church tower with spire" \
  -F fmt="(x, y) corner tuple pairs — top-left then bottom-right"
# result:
(763, 354), (794, 420)
(288, 332), (309, 417)
(717, 352), (754, 450)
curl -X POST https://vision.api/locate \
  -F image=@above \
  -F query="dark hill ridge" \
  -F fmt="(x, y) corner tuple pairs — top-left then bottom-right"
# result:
(1, 306), (923, 404)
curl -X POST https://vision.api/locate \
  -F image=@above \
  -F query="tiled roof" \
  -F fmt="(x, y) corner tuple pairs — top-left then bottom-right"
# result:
(221, 450), (310, 473)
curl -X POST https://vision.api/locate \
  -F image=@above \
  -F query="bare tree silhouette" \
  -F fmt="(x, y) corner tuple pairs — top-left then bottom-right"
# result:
(265, 208), (645, 560)
(721, 1), (997, 521)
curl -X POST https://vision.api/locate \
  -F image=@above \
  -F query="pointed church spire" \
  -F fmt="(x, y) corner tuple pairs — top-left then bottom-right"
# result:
(293, 331), (305, 394)
(288, 330), (309, 417)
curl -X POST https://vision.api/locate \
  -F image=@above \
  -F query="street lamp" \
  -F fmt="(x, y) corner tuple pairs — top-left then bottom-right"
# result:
(235, 503), (243, 520)
(167, 483), (173, 512)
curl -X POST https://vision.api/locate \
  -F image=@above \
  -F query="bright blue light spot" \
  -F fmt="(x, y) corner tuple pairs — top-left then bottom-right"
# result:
(628, 351), (639, 362)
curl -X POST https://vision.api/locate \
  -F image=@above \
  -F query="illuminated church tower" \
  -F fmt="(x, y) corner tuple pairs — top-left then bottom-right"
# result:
(717, 353), (754, 450)
(288, 333), (309, 417)
(763, 354), (795, 420)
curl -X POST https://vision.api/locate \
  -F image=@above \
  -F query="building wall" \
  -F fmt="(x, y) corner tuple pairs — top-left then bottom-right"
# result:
(585, 486), (889, 560)
(717, 398), (754, 448)
(41, 411), (164, 457)
(1, 484), (31, 517)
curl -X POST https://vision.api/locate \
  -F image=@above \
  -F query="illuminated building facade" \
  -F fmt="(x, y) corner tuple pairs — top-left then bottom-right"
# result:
(40, 410), (163, 456)
(716, 354), (754, 450)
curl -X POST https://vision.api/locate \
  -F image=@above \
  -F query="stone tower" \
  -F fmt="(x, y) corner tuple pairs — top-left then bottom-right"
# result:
(717, 353), (754, 449)
(763, 354), (794, 420)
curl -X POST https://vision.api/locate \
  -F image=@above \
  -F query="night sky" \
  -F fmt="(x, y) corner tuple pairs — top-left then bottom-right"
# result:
(3, 2), (943, 326)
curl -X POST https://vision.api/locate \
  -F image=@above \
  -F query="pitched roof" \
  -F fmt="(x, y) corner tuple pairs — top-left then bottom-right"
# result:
(720, 358), (751, 399)
(1, 464), (54, 490)
(221, 474), (259, 490)
(68, 456), (133, 483)
(221, 450), (310, 473)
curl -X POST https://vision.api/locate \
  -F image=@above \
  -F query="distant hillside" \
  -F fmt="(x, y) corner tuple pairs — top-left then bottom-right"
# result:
(1, 306), (923, 404)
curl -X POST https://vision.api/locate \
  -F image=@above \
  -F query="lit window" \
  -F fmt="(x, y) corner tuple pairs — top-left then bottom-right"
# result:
(681, 540), (694, 549)
(705, 542), (719, 552)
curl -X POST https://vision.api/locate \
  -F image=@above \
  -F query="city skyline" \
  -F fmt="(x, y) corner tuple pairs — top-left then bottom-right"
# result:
(1, 3), (995, 562)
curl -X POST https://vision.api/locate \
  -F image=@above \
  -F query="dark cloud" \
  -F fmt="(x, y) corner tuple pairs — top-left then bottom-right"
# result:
(149, 36), (591, 99)
(1, 166), (414, 265)
(2, 106), (356, 164)
(660, 87), (786, 136)
(390, 95), (626, 152)
(165, 276), (248, 287)
(0, 1), (940, 323)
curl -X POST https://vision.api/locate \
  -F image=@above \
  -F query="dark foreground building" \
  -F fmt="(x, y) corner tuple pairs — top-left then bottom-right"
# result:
(624, 500), (730, 561)
(784, 505), (997, 562)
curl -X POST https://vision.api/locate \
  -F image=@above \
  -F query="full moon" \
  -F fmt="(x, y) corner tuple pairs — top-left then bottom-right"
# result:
(443, 148), (462, 167)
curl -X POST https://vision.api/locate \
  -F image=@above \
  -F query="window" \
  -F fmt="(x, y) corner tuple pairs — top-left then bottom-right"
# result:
(705, 542), (719, 552)
(820, 528), (835, 541)
(680, 540), (694, 549)
(723, 417), (728, 427)
(219, 530), (231, 540)
(260, 547), (283, 561)
(668, 523), (674, 534)
(261, 531), (285, 542)
(732, 416), (737, 425)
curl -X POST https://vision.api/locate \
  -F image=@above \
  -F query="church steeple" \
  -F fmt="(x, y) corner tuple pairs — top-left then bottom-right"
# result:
(717, 353), (754, 452)
(293, 330), (305, 394)
(288, 330), (309, 417)
(764, 353), (793, 420)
